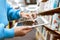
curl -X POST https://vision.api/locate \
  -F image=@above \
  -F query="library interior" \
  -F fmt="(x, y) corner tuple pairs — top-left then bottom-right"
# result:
(0, 0), (60, 40)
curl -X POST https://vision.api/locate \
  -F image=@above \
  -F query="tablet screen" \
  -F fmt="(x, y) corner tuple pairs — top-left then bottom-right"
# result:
(17, 21), (34, 26)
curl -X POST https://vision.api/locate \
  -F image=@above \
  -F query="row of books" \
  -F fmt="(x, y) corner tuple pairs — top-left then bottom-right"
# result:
(36, 0), (60, 40)
(38, 0), (60, 31)
(37, 25), (60, 40)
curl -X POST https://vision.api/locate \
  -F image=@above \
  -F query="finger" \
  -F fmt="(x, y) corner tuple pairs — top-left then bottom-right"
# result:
(20, 26), (33, 30)
(26, 14), (31, 19)
(31, 12), (37, 18)
(23, 28), (32, 30)
(23, 16), (30, 19)
(23, 26), (33, 30)
(24, 29), (32, 33)
(32, 13), (37, 19)
(23, 14), (31, 19)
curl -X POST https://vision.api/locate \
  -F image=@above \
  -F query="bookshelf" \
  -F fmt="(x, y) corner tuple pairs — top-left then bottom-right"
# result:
(36, 25), (60, 40)
(37, 7), (60, 16)
(35, 0), (60, 39)
(36, 28), (45, 40)
(36, 7), (60, 40)
(43, 25), (60, 36)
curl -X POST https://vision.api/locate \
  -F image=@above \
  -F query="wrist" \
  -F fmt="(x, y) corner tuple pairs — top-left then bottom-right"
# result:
(20, 11), (24, 18)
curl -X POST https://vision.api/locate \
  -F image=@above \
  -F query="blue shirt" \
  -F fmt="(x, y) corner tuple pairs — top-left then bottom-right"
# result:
(0, 0), (21, 40)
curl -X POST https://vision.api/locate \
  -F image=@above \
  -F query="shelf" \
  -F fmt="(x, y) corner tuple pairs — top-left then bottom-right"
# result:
(36, 25), (60, 40)
(37, 7), (60, 15)
(36, 28), (45, 40)
(43, 25), (60, 37)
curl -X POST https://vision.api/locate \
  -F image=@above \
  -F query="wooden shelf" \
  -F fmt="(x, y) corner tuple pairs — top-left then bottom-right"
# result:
(37, 7), (60, 15)
(43, 25), (60, 37)
(36, 28), (45, 40)
(36, 25), (60, 40)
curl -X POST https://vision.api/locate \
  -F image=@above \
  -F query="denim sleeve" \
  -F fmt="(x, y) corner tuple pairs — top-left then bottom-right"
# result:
(7, 3), (21, 21)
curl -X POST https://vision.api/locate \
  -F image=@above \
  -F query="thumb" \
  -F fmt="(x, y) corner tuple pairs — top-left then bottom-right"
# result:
(22, 26), (33, 30)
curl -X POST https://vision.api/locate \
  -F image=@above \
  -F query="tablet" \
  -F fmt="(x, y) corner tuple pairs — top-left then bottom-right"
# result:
(13, 16), (49, 28)
(32, 16), (49, 28)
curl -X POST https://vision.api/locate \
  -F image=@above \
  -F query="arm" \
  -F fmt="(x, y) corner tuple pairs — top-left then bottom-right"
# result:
(4, 26), (32, 38)
(0, 23), (32, 39)
(7, 3), (37, 21)
(4, 28), (14, 38)
(0, 23), (14, 39)
(7, 3), (21, 21)
(0, 23), (5, 39)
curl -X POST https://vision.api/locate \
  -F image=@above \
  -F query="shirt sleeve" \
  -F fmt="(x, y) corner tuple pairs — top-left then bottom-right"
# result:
(7, 3), (21, 21)
(4, 28), (14, 38)
(0, 23), (15, 39)
(0, 23), (5, 39)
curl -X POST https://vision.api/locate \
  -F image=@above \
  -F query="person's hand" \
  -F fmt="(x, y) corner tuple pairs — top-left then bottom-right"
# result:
(31, 12), (37, 19)
(14, 26), (32, 37)
(20, 12), (37, 19)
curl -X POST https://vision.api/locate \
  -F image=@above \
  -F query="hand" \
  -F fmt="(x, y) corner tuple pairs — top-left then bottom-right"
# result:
(20, 12), (37, 19)
(14, 26), (32, 37)
(20, 12), (31, 19)
(31, 12), (37, 19)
